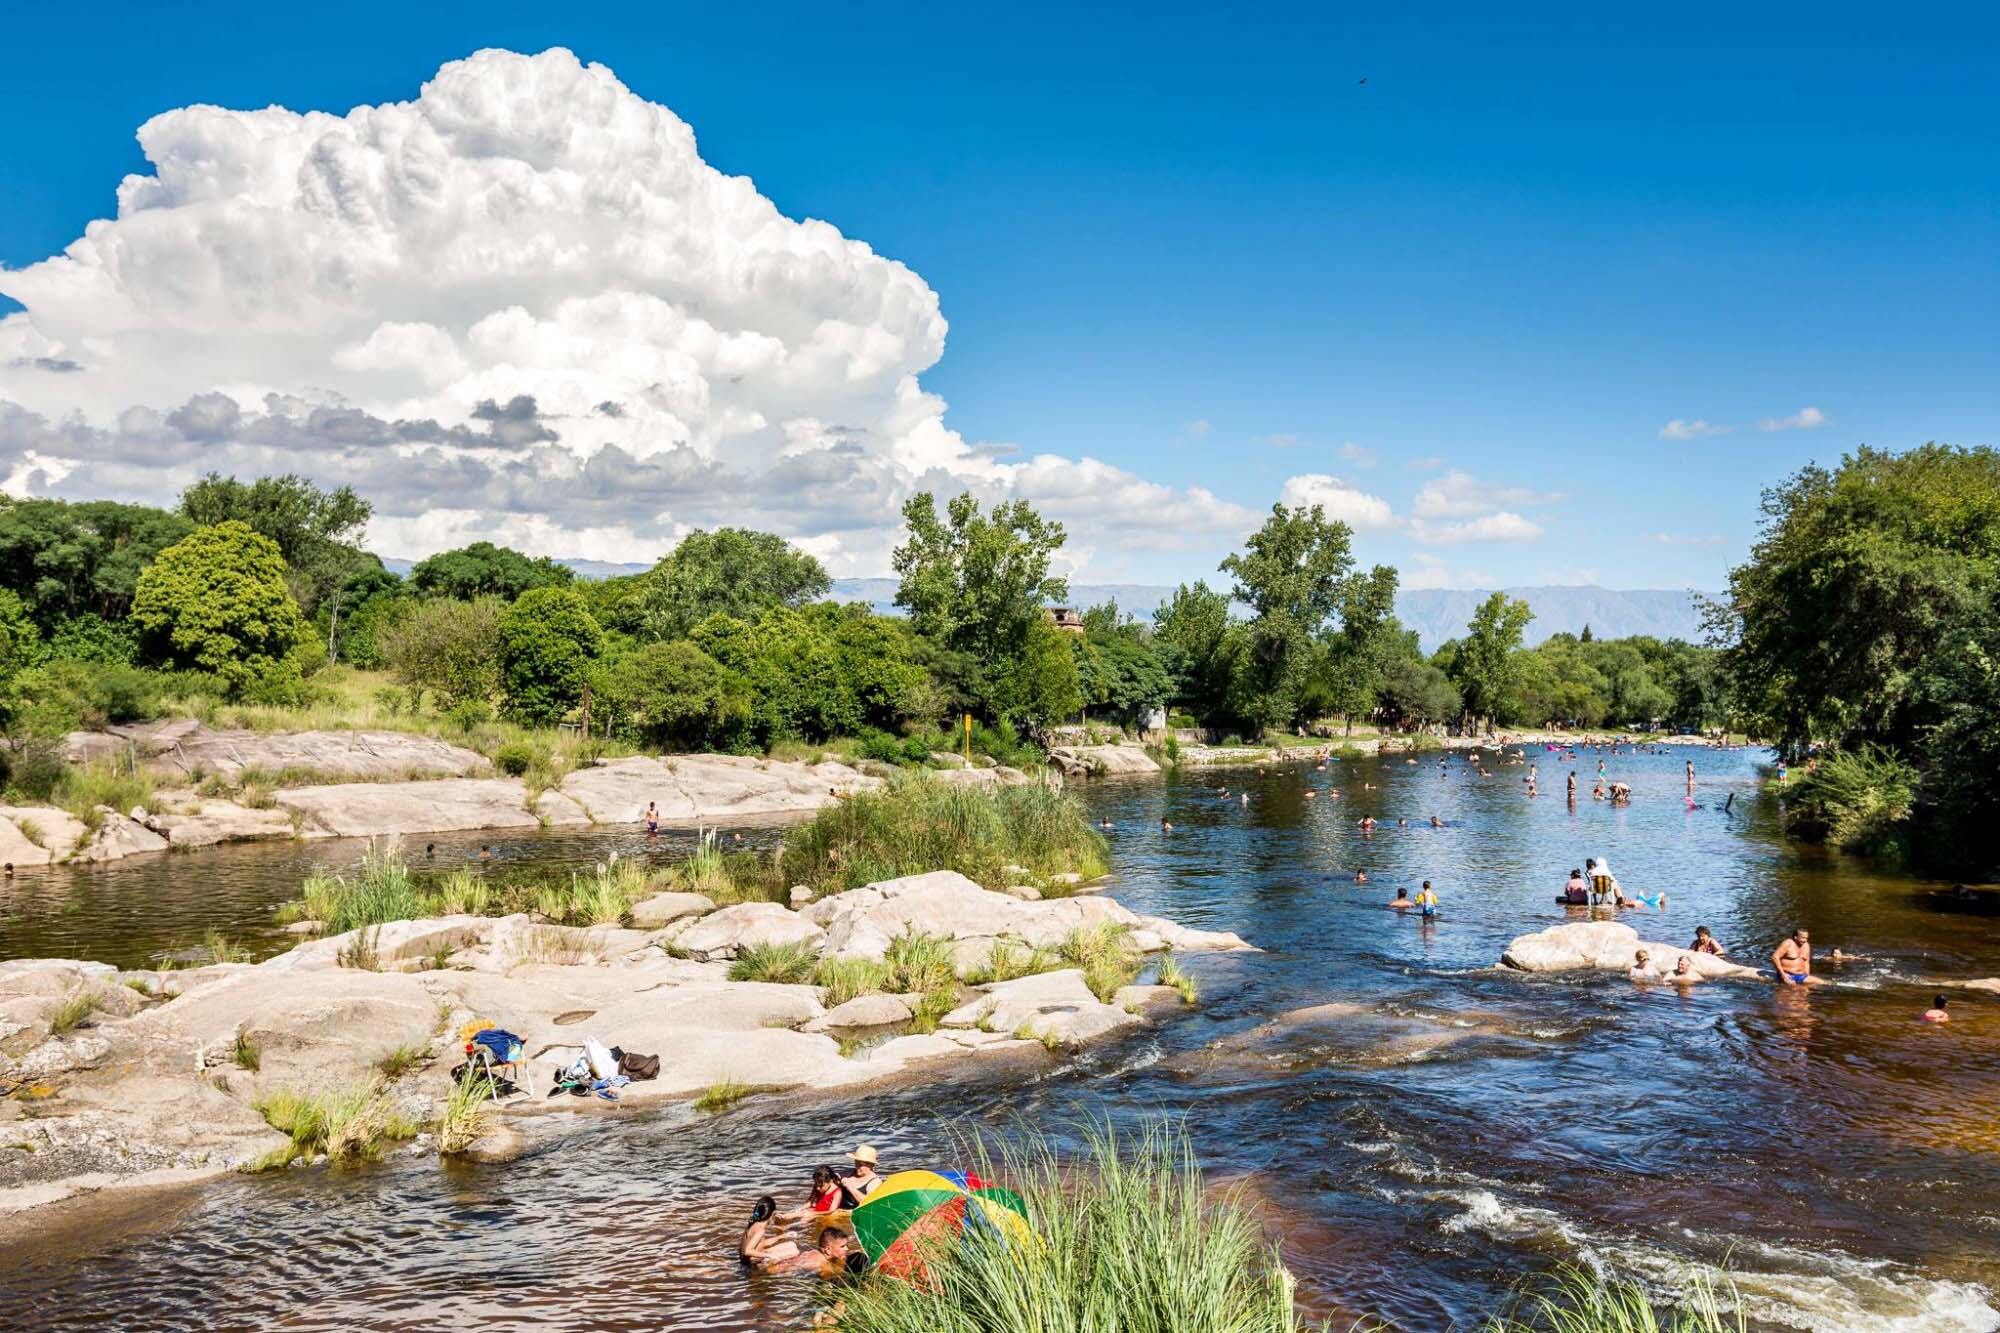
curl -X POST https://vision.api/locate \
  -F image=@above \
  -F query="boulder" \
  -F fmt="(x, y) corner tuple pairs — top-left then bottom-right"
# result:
(666, 902), (825, 961)
(137, 799), (298, 849)
(931, 766), (1032, 788)
(263, 916), (491, 973)
(0, 814), (54, 867)
(940, 968), (1142, 1046)
(1113, 984), (1184, 1012)
(458, 1124), (529, 1164)
(627, 892), (715, 930)
(72, 812), (170, 863)
(0, 806), (87, 861)
(1501, 921), (1760, 980)
(1047, 744), (1161, 778)
(804, 993), (915, 1032)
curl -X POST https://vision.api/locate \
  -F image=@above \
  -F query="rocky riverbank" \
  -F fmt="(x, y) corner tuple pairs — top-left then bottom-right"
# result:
(16, 725), (1032, 865)
(0, 870), (1252, 1229)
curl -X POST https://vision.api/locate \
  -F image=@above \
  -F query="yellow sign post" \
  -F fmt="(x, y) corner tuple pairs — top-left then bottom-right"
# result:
(964, 712), (972, 763)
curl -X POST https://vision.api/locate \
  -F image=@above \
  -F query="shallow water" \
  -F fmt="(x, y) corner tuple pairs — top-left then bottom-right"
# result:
(6, 745), (2000, 1331)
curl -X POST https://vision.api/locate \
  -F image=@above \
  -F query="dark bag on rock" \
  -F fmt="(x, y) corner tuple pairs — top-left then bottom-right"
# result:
(618, 1051), (661, 1081)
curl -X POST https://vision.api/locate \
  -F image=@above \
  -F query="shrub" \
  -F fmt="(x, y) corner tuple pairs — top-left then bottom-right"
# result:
(1784, 745), (1918, 857)
(498, 586), (604, 725)
(828, 1120), (1309, 1333)
(1058, 923), (1139, 1002)
(129, 521), (306, 694)
(433, 1068), (498, 1155)
(445, 699), (493, 732)
(374, 1044), (427, 1079)
(493, 741), (535, 777)
(233, 1030), (262, 1071)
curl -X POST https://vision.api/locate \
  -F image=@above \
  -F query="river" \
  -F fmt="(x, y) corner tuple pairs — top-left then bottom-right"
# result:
(4, 745), (1998, 1331)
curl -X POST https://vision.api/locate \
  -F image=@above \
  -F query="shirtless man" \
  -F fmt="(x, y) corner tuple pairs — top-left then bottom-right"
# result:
(741, 1199), (858, 1276)
(1387, 887), (1414, 910)
(1771, 929), (1823, 986)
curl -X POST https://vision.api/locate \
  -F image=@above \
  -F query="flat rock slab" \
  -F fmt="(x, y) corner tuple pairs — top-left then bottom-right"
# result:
(103, 725), (488, 782)
(0, 813), (55, 866)
(627, 892), (715, 930)
(275, 779), (584, 838)
(0, 806), (87, 861)
(558, 754), (880, 825)
(941, 968), (1142, 1046)
(805, 993), (916, 1032)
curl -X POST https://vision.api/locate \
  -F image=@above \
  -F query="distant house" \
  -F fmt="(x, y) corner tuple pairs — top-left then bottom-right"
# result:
(1048, 606), (1085, 635)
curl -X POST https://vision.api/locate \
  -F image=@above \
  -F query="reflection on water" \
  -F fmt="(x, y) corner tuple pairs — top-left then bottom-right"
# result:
(5, 745), (2000, 1330)
(0, 823), (786, 970)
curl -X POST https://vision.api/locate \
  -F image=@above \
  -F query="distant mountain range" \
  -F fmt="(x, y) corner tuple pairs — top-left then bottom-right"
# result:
(381, 558), (1713, 651)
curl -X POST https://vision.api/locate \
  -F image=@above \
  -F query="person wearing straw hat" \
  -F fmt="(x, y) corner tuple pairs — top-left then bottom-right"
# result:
(840, 1145), (884, 1202)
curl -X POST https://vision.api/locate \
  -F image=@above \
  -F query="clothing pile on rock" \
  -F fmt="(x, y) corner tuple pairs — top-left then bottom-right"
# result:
(549, 1036), (660, 1101)
(453, 1021), (530, 1097)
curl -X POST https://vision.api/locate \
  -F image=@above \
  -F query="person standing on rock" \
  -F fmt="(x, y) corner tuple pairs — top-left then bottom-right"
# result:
(644, 801), (660, 836)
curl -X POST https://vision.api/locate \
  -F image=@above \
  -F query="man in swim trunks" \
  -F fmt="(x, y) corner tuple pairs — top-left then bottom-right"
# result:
(1387, 888), (1414, 910)
(1772, 929), (1821, 985)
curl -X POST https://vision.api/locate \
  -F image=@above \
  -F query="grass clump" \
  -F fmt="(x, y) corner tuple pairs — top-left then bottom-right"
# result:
(1784, 744), (1917, 857)
(233, 1030), (261, 1071)
(433, 1069), (498, 1155)
(1156, 952), (1199, 1005)
(729, 940), (823, 984)
(374, 1044), (427, 1080)
(829, 1119), (1310, 1333)
(693, 1079), (751, 1113)
(509, 926), (603, 968)
(48, 989), (102, 1035)
(250, 1081), (418, 1169)
(1482, 1264), (1744, 1332)
(337, 926), (382, 971)
(54, 764), (157, 829)
(297, 846), (427, 934)
(968, 938), (1061, 985)
(779, 777), (1107, 895)
(1058, 923), (1140, 1002)
(813, 956), (891, 1007)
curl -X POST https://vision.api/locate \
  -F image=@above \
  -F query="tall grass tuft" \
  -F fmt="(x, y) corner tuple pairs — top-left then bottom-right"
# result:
(250, 1081), (418, 1169)
(48, 989), (102, 1035)
(967, 937), (1062, 985)
(813, 956), (891, 1007)
(729, 940), (823, 984)
(298, 845), (426, 934)
(779, 777), (1108, 894)
(433, 1071), (498, 1155)
(1481, 1264), (1744, 1333)
(829, 1119), (1312, 1333)
(1058, 922), (1140, 1002)
(693, 1078), (751, 1113)
(1156, 951), (1199, 1005)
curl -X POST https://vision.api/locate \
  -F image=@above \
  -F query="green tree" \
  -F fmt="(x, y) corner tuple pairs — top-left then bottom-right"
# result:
(641, 528), (830, 641)
(893, 493), (1068, 662)
(1219, 503), (1357, 731)
(1376, 651), (1462, 729)
(594, 639), (749, 750)
(129, 521), (305, 691)
(1153, 581), (1234, 722)
(178, 473), (371, 616)
(1449, 592), (1533, 728)
(497, 587), (605, 724)
(0, 498), (193, 629)
(408, 541), (575, 601)
(1320, 564), (1401, 729)
(377, 596), (503, 710)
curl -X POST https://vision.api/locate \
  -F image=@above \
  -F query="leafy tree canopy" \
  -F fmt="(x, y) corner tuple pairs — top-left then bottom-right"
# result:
(640, 528), (830, 641)
(409, 541), (574, 602)
(129, 521), (306, 692)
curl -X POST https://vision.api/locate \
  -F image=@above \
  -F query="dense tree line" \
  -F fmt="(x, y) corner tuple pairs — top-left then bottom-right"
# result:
(0, 476), (1725, 790)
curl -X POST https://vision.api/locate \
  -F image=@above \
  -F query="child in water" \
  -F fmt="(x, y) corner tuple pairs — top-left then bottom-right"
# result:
(1414, 881), (1439, 918)
(1922, 995), (1952, 1024)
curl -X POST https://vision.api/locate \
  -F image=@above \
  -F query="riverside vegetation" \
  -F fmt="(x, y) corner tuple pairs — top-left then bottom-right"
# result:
(1, 473), (1731, 835)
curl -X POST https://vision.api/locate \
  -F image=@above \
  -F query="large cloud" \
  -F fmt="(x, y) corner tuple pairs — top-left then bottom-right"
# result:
(0, 48), (1245, 571)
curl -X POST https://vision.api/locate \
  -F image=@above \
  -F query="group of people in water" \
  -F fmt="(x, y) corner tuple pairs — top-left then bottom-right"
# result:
(737, 1145), (884, 1277)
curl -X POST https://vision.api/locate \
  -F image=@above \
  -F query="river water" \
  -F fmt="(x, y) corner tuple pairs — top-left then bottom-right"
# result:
(5, 745), (1999, 1331)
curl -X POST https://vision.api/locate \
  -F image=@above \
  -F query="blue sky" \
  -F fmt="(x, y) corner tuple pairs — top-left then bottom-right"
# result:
(1, 3), (1994, 589)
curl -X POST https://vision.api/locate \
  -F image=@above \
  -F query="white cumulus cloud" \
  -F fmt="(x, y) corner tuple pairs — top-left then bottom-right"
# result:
(1411, 511), (1545, 544)
(1411, 469), (1560, 521)
(1758, 406), (1827, 432)
(1277, 473), (1397, 531)
(1659, 417), (1727, 440)
(0, 47), (1236, 572)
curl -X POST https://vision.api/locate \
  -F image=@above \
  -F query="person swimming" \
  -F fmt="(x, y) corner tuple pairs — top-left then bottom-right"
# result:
(1559, 869), (1588, 906)
(1922, 995), (1951, 1024)
(1414, 881), (1439, 918)
(1387, 888), (1414, 910)
(1690, 926), (1724, 955)
(1629, 949), (1654, 981)
(1772, 929), (1822, 985)
(1669, 955), (1698, 984)
(1354, 869), (1369, 884)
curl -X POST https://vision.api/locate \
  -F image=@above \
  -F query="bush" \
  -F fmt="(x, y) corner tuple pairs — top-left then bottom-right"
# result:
(2, 736), (69, 800)
(497, 586), (604, 725)
(780, 778), (1108, 894)
(251, 1081), (418, 1169)
(1784, 745), (1918, 856)
(445, 699), (493, 732)
(728, 940), (822, 984)
(129, 521), (306, 694)
(493, 741), (535, 777)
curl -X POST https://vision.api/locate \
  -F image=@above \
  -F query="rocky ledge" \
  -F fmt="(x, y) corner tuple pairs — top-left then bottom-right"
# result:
(1501, 921), (1762, 981)
(0, 871), (1252, 1224)
(10, 750), (1024, 864)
